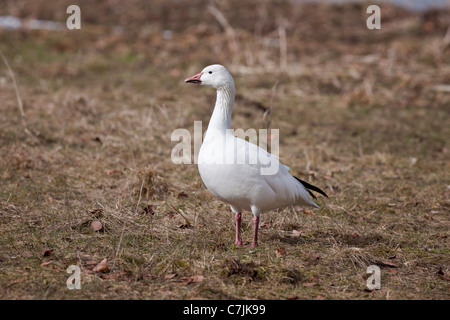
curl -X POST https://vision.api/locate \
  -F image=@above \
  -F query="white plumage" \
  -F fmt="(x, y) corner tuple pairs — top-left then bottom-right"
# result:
(185, 64), (327, 247)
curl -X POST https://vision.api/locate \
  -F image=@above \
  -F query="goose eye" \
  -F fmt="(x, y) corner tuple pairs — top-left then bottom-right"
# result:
(208, 71), (212, 74)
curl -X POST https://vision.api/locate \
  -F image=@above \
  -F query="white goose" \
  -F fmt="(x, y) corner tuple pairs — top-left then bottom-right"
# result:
(185, 64), (327, 248)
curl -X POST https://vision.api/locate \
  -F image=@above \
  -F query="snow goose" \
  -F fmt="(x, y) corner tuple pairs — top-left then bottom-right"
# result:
(185, 64), (327, 247)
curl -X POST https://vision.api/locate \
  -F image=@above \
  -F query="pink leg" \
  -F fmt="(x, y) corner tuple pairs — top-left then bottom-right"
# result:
(234, 213), (243, 246)
(250, 216), (260, 248)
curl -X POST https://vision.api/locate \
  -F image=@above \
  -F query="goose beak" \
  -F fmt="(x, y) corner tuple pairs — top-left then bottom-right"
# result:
(185, 72), (203, 84)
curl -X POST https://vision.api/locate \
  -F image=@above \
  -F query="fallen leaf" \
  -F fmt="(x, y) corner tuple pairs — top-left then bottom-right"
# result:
(91, 220), (103, 231)
(173, 275), (204, 285)
(164, 273), (177, 280)
(167, 211), (176, 219)
(190, 275), (204, 283)
(101, 271), (127, 280)
(83, 269), (95, 274)
(377, 260), (398, 268)
(92, 258), (109, 273)
(309, 275), (319, 282)
(42, 249), (53, 257)
(174, 278), (191, 286)
(388, 268), (398, 274)
(437, 268), (450, 281)
(302, 282), (317, 287)
(259, 221), (268, 228)
(275, 248), (286, 258)
(177, 192), (188, 199)
(104, 169), (120, 176)
(292, 230), (301, 237)
(303, 209), (314, 215)
(40, 261), (52, 267)
(140, 204), (155, 215)
(89, 208), (103, 218)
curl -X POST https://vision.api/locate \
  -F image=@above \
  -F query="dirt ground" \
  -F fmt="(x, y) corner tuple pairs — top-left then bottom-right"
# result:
(0, 0), (449, 299)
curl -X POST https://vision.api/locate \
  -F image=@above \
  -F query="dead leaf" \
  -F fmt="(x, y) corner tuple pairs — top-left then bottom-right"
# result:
(177, 192), (188, 199)
(302, 282), (317, 287)
(89, 208), (103, 218)
(91, 220), (103, 231)
(104, 169), (119, 176)
(275, 248), (286, 258)
(83, 269), (95, 274)
(259, 221), (268, 228)
(85, 260), (99, 266)
(389, 268), (398, 274)
(174, 275), (204, 285)
(101, 271), (127, 280)
(437, 268), (450, 281)
(309, 275), (319, 282)
(292, 230), (301, 237)
(164, 273), (177, 280)
(42, 249), (53, 257)
(92, 258), (109, 273)
(303, 209), (314, 215)
(377, 260), (398, 268)
(140, 204), (155, 215)
(40, 261), (52, 267)
(190, 275), (204, 283)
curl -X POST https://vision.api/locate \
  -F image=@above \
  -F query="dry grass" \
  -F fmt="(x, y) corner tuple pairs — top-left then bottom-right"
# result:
(0, 0), (449, 299)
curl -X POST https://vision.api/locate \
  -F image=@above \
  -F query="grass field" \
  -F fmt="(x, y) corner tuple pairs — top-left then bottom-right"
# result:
(0, 0), (449, 299)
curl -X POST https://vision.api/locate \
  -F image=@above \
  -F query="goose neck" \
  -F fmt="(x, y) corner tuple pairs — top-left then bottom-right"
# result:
(207, 84), (235, 132)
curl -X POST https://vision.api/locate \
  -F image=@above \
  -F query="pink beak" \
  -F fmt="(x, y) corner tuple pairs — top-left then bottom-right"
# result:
(185, 72), (203, 84)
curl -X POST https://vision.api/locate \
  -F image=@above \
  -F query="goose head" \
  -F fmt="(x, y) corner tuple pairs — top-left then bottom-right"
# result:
(185, 64), (234, 90)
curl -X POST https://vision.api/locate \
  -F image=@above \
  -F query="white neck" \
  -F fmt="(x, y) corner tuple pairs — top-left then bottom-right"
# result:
(206, 84), (235, 133)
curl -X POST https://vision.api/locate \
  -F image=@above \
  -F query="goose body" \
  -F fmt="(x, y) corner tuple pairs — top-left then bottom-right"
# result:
(185, 64), (327, 247)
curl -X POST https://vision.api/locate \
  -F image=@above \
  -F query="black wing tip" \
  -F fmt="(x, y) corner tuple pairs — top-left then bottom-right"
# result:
(293, 176), (328, 198)
(307, 190), (317, 200)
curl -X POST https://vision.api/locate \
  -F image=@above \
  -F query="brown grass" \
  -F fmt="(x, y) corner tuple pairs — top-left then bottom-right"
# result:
(0, 0), (449, 299)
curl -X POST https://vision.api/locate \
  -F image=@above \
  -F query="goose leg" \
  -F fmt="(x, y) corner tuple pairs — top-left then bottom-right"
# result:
(231, 206), (243, 246)
(250, 216), (260, 248)
(234, 213), (243, 246)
